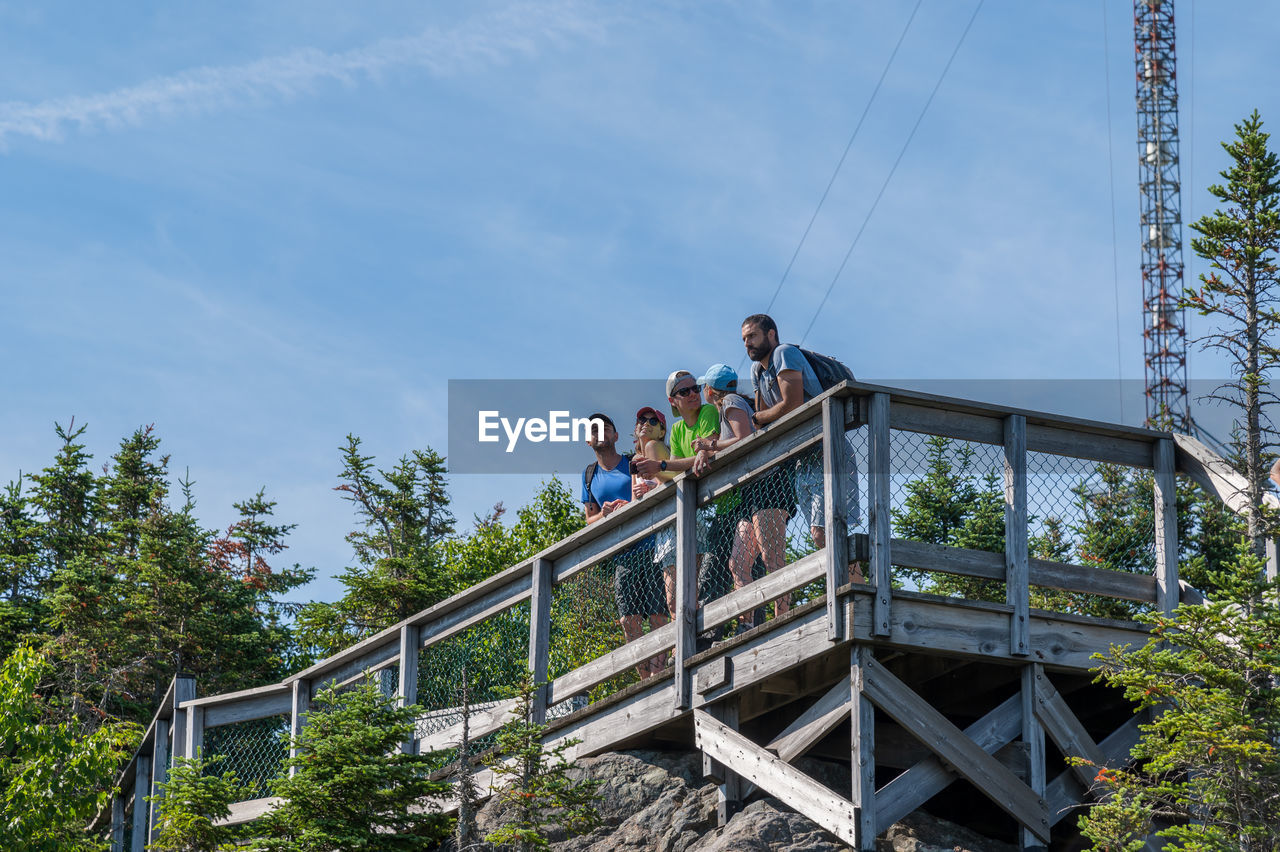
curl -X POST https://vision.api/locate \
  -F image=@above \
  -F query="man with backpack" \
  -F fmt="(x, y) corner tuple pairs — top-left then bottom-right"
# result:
(742, 314), (861, 574)
(581, 412), (669, 676)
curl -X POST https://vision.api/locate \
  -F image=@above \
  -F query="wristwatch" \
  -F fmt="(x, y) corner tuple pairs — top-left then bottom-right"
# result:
(659, 460), (667, 471)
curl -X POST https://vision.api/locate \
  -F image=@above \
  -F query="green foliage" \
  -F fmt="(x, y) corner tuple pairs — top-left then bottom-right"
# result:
(0, 646), (139, 852)
(294, 436), (456, 658)
(486, 671), (601, 852)
(0, 423), (312, 729)
(150, 752), (244, 852)
(1180, 110), (1280, 551)
(253, 677), (451, 852)
(1079, 543), (1280, 851)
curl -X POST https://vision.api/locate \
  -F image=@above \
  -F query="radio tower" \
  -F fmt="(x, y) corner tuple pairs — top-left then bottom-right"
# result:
(1134, 0), (1190, 430)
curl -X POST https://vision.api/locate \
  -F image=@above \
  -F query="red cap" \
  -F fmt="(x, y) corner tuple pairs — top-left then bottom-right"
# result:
(636, 407), (666, 428)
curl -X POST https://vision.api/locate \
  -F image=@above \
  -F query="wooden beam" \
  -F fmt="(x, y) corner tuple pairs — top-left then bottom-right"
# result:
(183, 705), (204, 761)
(702, 700), (746, 825)
(130, 755), (150, 852)
(110, 795), (125, 852)
(416, 698), (520, 754)
(767, 675), (850, 763)
(846, 589), (1148, 671)
(1025, 423), (1153, 468)
(1005, 414), (1030, 656)
(874, 693), (1021, 829)
(548, 620), (674, 705)
(1032, 668), (1106, 791)
(398, 624), (421, 754)
(694, 605), (832, 706)
(1173, 431), (1280, 515)
(1022, 665), (1048, 851)
(823, 396), (852, 641)
(288, 679), (309, 777)
(851, 646), (876, 850)
(674, 478), (699, 709)
(868, 392), (892, 637)
(148, 718), (169, 844)
(203, 690), (292, 728)
(862, 657), (1049, 843)
(1046, 712), (1146, 827)
(693, 709), (859, 847)
(169, 675), (195, 770)
(1153, 439), (1179, 616)
(888, 401), (1003, 445)
(528, 556), (553, 724)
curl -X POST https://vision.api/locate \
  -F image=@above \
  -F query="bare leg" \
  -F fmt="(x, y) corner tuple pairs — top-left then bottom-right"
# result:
(662, 564), (677, 620)
(620, 614), (649, 677)
(756, 508), (790, 617)
(811, 524), (826, 550)
(646, 612), (670, 673)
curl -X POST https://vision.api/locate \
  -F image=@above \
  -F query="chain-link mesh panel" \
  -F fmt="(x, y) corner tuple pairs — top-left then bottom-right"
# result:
(416, 601), (530, 743)
(203, 714), (289, 801)
(1027, 451), (1156, 618)
(889, 431), (1007, 602)
(547, 528), (670, 712)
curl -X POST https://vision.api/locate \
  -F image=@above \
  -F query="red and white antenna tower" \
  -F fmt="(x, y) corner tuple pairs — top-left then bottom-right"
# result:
(1134, 0), (1190, 430)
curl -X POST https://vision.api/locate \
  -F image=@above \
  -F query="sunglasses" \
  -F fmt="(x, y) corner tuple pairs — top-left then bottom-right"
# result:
(638, 416), (663, 426)
(672, 385), (700, 398)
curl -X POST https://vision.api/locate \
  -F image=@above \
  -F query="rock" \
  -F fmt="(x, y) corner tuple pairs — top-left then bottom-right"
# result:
(471, 749), (1016, 852)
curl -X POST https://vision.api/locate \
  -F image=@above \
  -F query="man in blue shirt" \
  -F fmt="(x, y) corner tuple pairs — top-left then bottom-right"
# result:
(580, 411), (669, 676)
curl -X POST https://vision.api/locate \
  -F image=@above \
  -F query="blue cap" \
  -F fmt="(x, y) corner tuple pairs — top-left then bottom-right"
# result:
(697, 363), (738, 392)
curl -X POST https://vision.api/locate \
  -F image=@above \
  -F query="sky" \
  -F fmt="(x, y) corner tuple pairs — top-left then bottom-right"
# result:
(2, 0), (1277, 604)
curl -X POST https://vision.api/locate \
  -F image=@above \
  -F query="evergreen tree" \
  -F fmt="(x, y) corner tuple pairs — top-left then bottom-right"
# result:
(486, 670), (601, 852)
(1179, 110), (1280, 554)
(1079, 544), (1280, 850)
(941, 470), (1005, 602)
(149, 753), (244, 852)
(295, 437), (455, 657)
(0, 475), (43, 658)
(891, 436), (979, 591)
(254, 678), (451, 851)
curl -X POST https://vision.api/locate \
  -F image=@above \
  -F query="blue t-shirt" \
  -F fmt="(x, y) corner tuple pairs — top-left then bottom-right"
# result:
(752, 343), (823, 407)
(581, 455), (632, 507)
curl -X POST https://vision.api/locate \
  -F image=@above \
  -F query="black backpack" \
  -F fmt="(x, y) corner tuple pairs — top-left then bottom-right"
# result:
(584, 453), (633, 505)
(755, 346), (856, 409)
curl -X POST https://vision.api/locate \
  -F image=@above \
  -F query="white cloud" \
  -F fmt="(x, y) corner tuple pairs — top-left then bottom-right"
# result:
(0, 2), (605, 146)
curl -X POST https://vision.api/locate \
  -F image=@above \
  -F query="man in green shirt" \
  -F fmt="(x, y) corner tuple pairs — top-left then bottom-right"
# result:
(633, 370), (718, 481)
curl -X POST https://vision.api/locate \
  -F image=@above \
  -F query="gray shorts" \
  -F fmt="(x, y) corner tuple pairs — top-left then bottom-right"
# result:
(794, 446), (861, 531)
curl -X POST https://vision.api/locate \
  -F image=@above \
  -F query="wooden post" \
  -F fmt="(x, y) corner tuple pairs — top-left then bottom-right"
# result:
(674, 477), (699, 709)
(289, 679), (310, 776)
(1153, 438), (1179, 616)
(169, 675), (195, 769)
(110, 794), (125, 852)
(130, 755), (150, 852)
(867, 393), (892, 637)
(823, 396), (851, 641)
(528, 556), (553, 724)
(1021, 664), (1048, 851)
(148, 718), (169, 845)
(398, 624), (421, 753)
(1004, 414), (1029, 656)
(850, 645), (876, 851)
(702, 699), (746, 824)
(183, 705), (204, 761)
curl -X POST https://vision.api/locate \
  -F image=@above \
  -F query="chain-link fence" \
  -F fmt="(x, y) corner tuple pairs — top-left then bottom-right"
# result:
(416, 600), (530, 747)
(122, 802), (134, 851)
(203, 714), (290, 801)
(881, 429), (1168, 616)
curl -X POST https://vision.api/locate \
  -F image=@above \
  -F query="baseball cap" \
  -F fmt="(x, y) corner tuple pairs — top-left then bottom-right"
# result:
(665, 370), (695, 417)
(636, 407), (666, 428)
(697, 364), (738, 392)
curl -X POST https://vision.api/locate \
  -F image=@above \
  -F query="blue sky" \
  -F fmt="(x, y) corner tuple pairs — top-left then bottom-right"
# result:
(2, 1), (1276, 603)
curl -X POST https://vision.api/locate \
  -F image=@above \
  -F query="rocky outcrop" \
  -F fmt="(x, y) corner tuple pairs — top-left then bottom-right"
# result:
(474, 750), (1016, 852)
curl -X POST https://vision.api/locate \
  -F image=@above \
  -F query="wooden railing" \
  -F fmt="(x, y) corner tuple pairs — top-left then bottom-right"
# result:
(105, 380), (1255, 848)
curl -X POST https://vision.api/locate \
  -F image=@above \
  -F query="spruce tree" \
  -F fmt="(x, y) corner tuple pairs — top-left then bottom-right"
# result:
(254, 678), (451, 851)
(485, 670), (601, 852)
(1179, 110), (1280, 555)
(149, 753), (244, 852)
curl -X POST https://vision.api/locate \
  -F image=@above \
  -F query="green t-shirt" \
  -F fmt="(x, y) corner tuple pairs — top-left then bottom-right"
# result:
(670, 404), (720, 459)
